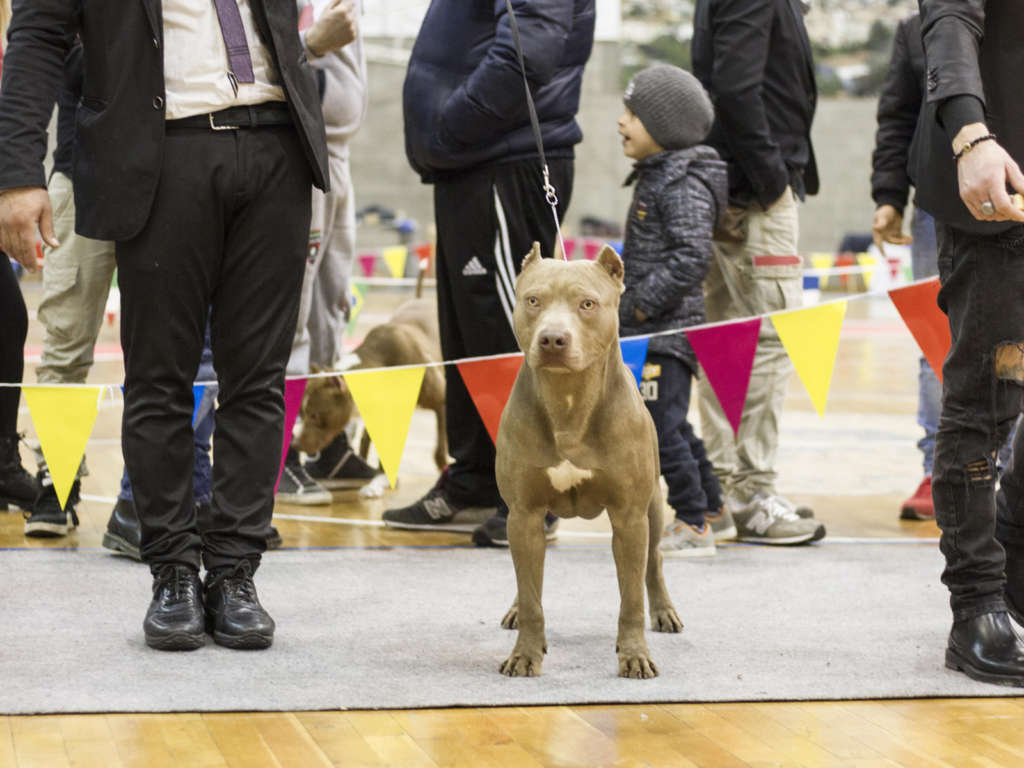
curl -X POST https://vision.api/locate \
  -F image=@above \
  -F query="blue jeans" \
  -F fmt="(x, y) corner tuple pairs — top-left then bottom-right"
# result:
(119, 331), (217, 506)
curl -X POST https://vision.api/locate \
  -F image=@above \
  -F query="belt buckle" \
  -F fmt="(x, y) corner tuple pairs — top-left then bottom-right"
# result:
(209, 113), (239, 131)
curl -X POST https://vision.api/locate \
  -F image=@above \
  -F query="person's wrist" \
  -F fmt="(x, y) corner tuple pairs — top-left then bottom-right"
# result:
(952, 122), (991, 158)
(304, 26), (325, 58)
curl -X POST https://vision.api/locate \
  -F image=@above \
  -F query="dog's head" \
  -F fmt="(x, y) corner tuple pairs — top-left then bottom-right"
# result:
(295, 369), (355, 454)
(513, 241), (625, 373)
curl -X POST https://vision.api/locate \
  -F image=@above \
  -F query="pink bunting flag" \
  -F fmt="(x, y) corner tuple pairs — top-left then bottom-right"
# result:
(686, 318), (762, 437)
(275, 378), (308, 495)
(358, 253), (376, 277)
(583, 240), (601, 261)
(562, 237), (578, 260)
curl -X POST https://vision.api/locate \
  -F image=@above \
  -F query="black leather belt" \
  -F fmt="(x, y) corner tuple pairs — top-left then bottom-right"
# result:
(166, 102), (292, 131)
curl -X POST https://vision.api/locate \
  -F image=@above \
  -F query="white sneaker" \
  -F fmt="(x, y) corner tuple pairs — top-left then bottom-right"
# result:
(659, 520), (716, 558)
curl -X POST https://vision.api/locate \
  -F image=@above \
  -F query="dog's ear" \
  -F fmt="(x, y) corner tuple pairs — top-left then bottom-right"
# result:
(520, 241), (542, 273)
(595, 245), (625, 292)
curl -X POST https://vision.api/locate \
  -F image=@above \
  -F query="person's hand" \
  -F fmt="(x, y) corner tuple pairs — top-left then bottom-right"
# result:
(871, 204), (912, 258)
(0, 187), (57, 273)
(953, 123), (1024, 223)
(305, 0), (357, 58)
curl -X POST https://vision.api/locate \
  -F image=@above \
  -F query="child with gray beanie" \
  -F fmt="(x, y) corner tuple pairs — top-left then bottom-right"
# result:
(617, 63), (731, 557)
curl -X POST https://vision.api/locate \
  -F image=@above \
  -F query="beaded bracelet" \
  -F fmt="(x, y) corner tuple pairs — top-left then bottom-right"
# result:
(953, 133), (997, 161)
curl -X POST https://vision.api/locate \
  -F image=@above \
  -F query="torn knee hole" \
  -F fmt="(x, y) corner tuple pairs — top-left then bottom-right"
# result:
(965, 458), (994, 484)
(994, 343), (1024, 382)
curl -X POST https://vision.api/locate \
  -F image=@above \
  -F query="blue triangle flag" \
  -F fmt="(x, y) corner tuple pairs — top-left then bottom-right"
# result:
(619, 337), (649, 388)
(192, 385), (205, 427)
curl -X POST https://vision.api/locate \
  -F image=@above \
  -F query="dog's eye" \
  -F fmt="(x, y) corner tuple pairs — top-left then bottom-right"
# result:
(581, 299), (596, 310)
(526, 296), (539, 307)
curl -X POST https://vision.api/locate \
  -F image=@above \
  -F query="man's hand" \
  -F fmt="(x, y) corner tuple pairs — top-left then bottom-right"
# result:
(871, 204), (912, 259)
(953, 123), (1024, 223)
(305, 0), (357, 58)
(0, 187), (58, 273)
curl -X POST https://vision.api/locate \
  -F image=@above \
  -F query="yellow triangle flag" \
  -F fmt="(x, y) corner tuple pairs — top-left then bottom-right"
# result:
(770, 302), (847, 418)
(811, 253), (833, 290)
(342, 366), (425, 488)
(23, 385), (104, 509)
(857, 252), (877, 290)
(382, 246), (408, 279)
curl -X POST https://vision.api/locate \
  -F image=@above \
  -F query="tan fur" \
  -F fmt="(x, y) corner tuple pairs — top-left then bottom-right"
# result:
(495, 242), (682, 679)
(296, 297), (448, 471)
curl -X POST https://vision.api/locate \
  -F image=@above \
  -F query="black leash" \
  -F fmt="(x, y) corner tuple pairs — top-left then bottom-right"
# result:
(504, 0), (567, 259)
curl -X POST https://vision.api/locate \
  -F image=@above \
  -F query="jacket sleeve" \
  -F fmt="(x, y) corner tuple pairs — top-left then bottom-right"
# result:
(438, 0), (573, 149)
(705, 0), (788, 208)
(871, 18), (922, 212)
(919, 0), (985, 109)
(625, 175), (715, 321)
(0, 0), (77, 192)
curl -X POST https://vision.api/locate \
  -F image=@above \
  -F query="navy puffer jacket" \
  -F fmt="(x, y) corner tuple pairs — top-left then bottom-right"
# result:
(403, 0), (595, 183)
(618, 147), (728, 371)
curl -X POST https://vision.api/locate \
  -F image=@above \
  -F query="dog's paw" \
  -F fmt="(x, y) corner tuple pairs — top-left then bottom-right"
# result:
(651, 607), (683, 633)
(618, 652), (659, 679)
(500, 650), (543, 677)
(500, 605), (518, 630)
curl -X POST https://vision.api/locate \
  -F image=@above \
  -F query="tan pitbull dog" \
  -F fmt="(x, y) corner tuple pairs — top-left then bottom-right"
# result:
(496, 242), (683, 679)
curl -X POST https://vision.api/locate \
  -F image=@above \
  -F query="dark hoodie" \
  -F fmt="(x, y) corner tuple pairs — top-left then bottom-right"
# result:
(618, 146), (728, 371)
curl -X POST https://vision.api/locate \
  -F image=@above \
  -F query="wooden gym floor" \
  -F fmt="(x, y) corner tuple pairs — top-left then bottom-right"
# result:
(3, 276), (1023, 768)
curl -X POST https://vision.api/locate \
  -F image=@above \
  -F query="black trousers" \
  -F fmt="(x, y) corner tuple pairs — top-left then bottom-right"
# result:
(641, 354), (721, 526)
(116, 124), (311, 573)
(933, 222), (1024, 620)
(433, 157), (573, 505)
(0, 257), (27, 433)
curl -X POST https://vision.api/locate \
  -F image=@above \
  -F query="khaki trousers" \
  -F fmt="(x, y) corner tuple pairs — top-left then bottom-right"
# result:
(697, 188), (802, 502)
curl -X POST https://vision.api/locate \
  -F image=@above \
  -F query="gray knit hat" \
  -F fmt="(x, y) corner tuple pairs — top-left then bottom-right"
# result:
(623, 64), (714, 151)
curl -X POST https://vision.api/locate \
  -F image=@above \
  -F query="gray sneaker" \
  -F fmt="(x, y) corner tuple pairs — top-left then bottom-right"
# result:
(706, 506), (737, 542)
(276, 448), (332, 506)
(732, 494), (825, 545)
(659, 520), (716, 558)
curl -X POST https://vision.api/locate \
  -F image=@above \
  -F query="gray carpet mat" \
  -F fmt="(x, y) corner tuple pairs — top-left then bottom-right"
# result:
(0, 543), (1011, 714)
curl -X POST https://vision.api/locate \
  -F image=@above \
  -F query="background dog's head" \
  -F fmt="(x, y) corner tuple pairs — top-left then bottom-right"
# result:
(296, 369), (355, 454)
(513, 241), (625, 373)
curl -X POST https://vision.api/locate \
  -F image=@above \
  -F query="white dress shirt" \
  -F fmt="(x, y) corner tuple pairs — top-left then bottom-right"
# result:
(162, 0), (287, 120)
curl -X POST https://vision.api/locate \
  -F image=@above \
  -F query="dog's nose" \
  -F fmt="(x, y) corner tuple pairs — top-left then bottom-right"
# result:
(538, 330), (570, 350)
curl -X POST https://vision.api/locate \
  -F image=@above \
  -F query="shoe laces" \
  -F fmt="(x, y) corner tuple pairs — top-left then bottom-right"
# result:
(154, 565), (197, 603)
(207, 560), (258, 602)
(756, 495), (800, 523)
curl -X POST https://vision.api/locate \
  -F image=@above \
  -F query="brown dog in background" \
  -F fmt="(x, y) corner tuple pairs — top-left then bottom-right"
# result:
(295, 286), (448, 480)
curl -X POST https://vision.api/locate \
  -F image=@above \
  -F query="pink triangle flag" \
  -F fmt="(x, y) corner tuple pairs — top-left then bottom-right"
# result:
(562, 237), (578, 260)
(358, 253), (376, 277)
(686, 318), (762, 437)
(275, 378), (308, 494)
(583, 240), (601, 261)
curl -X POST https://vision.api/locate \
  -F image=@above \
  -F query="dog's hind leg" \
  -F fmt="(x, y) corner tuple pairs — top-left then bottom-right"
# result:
(645, 494), (683, 634)
(499, 509), (548, 677)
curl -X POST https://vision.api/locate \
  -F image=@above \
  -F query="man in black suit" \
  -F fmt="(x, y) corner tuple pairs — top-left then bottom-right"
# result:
(0, 0), (353, 651)
(911, 0), (1024, 685)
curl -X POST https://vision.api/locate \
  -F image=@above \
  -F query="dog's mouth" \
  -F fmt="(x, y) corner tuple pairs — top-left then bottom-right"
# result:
(534, 348), (578, 372)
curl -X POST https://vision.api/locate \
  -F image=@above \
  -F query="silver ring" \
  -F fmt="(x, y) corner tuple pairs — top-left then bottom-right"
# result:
(981, 200), (996, 216)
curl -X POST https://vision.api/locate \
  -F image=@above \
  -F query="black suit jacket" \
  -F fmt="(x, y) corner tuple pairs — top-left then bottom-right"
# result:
(691, 0), (818, 209)
(910, 0), (1024, 235)
(0, 0), (329, 242)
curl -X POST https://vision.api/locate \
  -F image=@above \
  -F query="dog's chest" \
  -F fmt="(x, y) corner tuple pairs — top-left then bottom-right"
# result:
(545, 459), (593, 493)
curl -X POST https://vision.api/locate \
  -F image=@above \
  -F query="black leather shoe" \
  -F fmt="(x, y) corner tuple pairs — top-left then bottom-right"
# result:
(946, 611), (1024, 686)
(102, 498), (142, 561)
(143, 565), (205, 651)
(204, 560), (275, 649)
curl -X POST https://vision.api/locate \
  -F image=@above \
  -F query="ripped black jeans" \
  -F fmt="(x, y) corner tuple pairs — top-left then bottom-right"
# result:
(934, 222), (1024, 621)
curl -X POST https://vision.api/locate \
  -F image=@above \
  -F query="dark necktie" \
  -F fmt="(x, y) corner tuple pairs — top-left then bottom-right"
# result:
(212, 0), (255, 85)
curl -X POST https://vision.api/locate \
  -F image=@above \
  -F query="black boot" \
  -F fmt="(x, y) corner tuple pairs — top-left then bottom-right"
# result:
(0, 434), (38, 512)
(23, 468), (79, 537)
(204, 559), (275, 649)
(143, 564), (205, 651)
(946, 611), (1024, 686)
(102, 498), (142, 561)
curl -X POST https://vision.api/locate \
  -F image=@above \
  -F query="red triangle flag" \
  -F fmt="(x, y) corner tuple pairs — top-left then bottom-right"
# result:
(888, 278), (950, 383)
(686, 318), (761, 437)
(414, 243), (433, 272)
(358, 253), (376, 277)
(457, 355), (524, 444)
(275, 378), (308, 494)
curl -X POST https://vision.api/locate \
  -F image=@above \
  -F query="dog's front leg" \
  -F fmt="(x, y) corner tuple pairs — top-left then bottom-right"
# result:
(611, 512), (658, 678)
(500, 509), (547, 677)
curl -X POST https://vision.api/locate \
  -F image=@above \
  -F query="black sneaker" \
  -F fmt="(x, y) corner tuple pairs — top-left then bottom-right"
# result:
(382, 470), (494, 532)
(472, 513), (560, 547)
(204, 560), (275, 649)
(24, 469), (80, 537)
(265, 526), (283, 550)
(304, 433), (380, 489)
(144, 564), (205, 651)
(276, 447), (331, 505)
(103, 498), (142, 561)
(0, 433), (38, 512)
